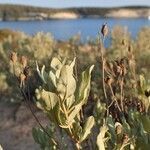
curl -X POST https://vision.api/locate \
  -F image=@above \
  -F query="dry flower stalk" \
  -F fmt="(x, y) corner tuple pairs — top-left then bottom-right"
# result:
(20, 56), (27, 68)
(19, 73), (26, 87)
(10, 52), (17, 63)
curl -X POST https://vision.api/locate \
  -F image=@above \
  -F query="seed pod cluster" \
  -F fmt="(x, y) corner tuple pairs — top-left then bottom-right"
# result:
(104, 60), (115, 76)
(104, 58), (127, 79)
(124, 98), (145, 113)
(114, 58), (127, 77)
(19, 66), (30, 88)
(10, 52), (30, 88)
(102, 56), (146, 121)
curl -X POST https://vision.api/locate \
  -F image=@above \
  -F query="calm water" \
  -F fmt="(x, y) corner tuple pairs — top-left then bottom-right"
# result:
(0, 18), (149, 42)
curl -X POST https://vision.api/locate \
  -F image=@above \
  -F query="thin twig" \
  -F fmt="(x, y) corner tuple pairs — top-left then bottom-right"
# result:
(20, 88), (57, 146)
(98, 35), (108, 99)
(109, 84), (122, 112)
(12, 64), (58, 146)
(72, 43), (78, 82)
(120, 77), (124, 111)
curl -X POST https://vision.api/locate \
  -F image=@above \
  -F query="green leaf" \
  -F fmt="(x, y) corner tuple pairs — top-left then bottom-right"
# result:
(36, 62), (56, 92)
(139, 115), (150, 133)
(135, 137), (150, 149)
(68, 103), (82, 124)
(53, 102), (68, 127)
(139, 75), (146, 89)
(75, 65), (94, 105)
(66, 95), (75, 109)
(0, 144), (3, 150)
(107, 115), (116, 143)
(57, 59), (76, 99)
(72, 121), (82, 140)
(35, 88), (59, 110)
(32, 127), (57, 150)
(79, 116), (95, 142)
(122, 117), (131, 134)
(49, 71), (56, 87)
(67, 65), (94, 124)
(50, 57), (62, 71)
(32, 128), (46, 145)
(36, 62), (47, 84)
(50, 57), (66, 79)
(97, 125), (108, 150)
(32, 127), (39, 143)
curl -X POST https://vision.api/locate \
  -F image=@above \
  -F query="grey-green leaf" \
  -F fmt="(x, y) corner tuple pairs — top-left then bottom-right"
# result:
(97, 125), (108, 150)
(50, 57), (62, 71)
(36, 88), (59, 110)
(75, 65), (94, 105)
(79, 116), (95, 142)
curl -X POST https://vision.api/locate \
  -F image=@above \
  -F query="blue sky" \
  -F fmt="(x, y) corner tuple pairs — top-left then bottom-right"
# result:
(0, 0), (149, 8)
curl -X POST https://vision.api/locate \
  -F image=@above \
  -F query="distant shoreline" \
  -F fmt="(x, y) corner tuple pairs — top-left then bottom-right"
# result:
(0, 4), (149, 21)
(0, 16), (149, 22)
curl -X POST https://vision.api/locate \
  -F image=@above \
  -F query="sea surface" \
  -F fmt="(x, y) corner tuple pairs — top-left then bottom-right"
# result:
(0, 18), (149, 43)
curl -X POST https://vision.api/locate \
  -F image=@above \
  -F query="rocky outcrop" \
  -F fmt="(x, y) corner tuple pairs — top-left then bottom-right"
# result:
(49, 12), (79, 19)
(106, 8), (150, 18)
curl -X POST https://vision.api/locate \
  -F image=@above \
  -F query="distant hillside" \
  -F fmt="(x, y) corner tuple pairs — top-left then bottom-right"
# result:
(0, 4), (149, 20)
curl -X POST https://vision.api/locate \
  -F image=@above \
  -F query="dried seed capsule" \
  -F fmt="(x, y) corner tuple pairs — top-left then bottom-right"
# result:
(115, 122), (122, 135)
(121, 39), (126, 46)
(122, 133), (129, 144)
(20, 73), (26, 81)
(105, 76), (113, 86)
(20, 56), (27, 68)
(101, 23), (109, 37)
(117, 65), (122, 75)
(137, 102), (143, 113)
(23, 66), (30, 77)
(128, 45), (132, 52)
(145, 89), (150, 97)
(10, 52), (17, 63)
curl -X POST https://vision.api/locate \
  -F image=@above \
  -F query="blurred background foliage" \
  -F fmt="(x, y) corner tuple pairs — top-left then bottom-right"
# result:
(0, 26), (149, 104)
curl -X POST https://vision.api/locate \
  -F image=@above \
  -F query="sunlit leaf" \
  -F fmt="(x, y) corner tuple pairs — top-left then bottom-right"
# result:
(35, 88), (59, 110)
(97, 125), (108, 150)
(80, 116), (95, 142)
(75, 65), (94, 105)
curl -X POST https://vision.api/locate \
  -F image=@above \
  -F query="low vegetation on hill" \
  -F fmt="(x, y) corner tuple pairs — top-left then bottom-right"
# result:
(0, 4), (149, 20)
